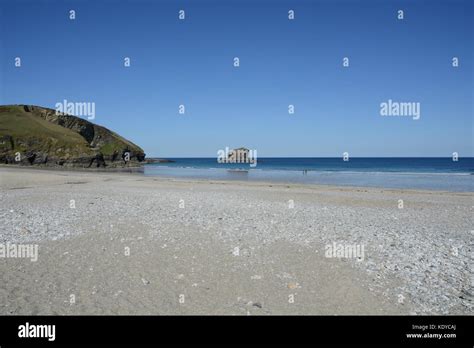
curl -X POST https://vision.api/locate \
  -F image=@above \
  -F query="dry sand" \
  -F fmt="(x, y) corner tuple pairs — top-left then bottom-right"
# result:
(0, 167), (472, 315)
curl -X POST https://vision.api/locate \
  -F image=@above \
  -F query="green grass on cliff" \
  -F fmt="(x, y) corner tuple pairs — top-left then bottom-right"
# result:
(0, 105), (144, 159)
(0, 106), (93, 157)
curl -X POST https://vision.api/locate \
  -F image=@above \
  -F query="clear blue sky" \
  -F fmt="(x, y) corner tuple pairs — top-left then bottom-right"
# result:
(1, 0), (472, 157)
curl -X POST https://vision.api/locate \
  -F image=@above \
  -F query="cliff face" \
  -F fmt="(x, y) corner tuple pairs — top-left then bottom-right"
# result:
(0, 105), (146, 168)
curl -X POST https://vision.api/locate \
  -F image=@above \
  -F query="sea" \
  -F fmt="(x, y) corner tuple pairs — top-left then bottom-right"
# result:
(144, 158), (474, 192)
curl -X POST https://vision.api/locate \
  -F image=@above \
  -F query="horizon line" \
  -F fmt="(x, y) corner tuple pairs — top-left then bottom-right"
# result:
(147, 156), (474, 159)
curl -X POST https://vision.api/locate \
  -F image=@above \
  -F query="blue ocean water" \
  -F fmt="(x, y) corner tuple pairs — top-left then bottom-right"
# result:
(144, 158), (474, 192)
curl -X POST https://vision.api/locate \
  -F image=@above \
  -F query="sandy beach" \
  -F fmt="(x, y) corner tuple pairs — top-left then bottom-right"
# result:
(0, 166), (472, 315)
